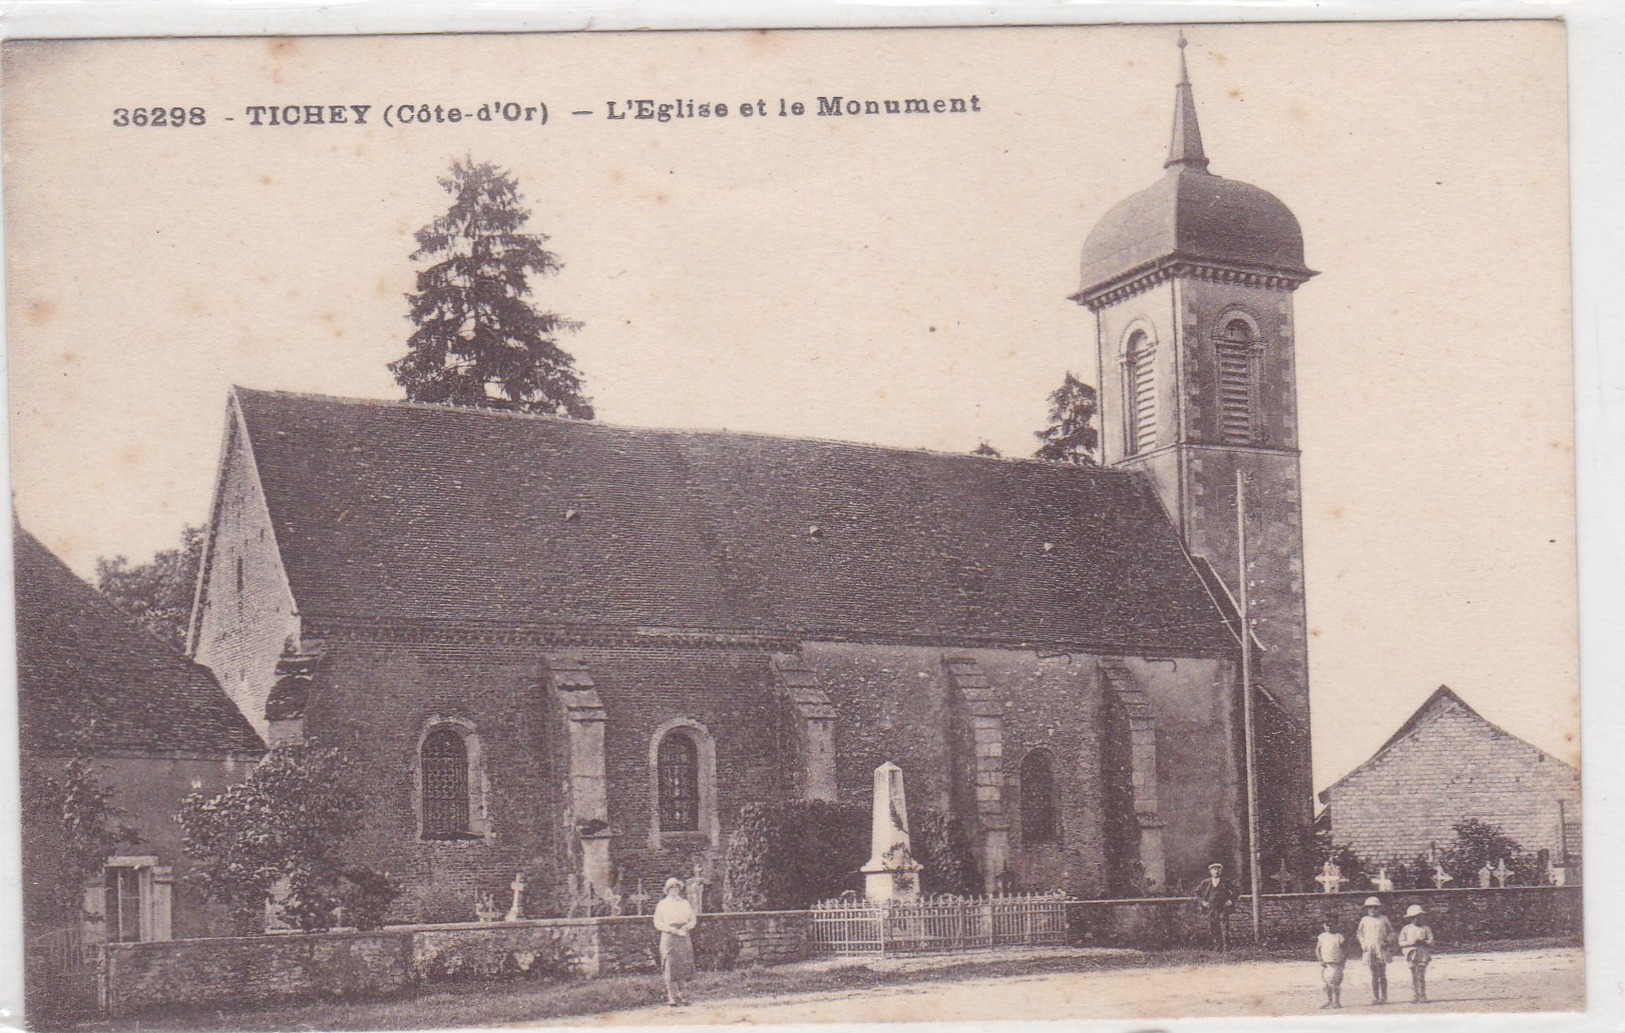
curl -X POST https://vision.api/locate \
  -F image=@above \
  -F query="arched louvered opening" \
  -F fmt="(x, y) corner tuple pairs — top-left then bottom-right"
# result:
(1123, 330), (1156, 455)
(1216, 317), (1260, 445)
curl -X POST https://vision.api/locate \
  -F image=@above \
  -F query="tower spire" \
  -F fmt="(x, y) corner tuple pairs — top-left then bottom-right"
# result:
(1166, 30), (1210, 172)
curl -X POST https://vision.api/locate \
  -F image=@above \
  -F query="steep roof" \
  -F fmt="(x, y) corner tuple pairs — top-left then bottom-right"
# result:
(230, 388), (1239, 658)
(1073, 36), (1313, 304)
(1318, 685), (1574, 802)
(14, 524), (266, 756)
(1076, 167), (1312, 300)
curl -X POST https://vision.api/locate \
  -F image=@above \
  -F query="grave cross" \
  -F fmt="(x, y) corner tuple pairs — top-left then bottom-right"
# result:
(1431, 863), (1453, 890)
(1315, 860), (1347, 894)
(1270, 858), (1297, 894)
(626, 878), (652, 916)
(1491, 858), (1513, 888)
(504, 872), (527, 922)
(1371, 866), (1394, 892)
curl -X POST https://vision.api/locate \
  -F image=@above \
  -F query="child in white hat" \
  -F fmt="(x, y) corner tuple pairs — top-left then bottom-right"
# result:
(1355, 896), (1394, 1004)
(1398, 904), (1435, 1003)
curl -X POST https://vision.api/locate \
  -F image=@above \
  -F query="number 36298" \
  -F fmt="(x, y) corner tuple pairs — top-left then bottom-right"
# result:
(113, 107), (206, 127)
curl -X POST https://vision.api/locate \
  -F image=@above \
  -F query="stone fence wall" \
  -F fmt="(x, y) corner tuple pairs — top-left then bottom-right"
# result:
(95, 889), (1579, 1019)
(1068, 886), (1583, 950)
(98, 910), (812, 1018)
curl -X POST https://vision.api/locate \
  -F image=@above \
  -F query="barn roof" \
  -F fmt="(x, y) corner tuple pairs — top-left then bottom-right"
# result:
(230, 388), (1239, 658)
(14, 524), (266, 756)
(1317, 685), (1575, 802)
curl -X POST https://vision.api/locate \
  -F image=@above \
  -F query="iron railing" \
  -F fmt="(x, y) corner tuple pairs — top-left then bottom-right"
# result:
(809, 892), (1068, 955)
(25, 925), (98, 1020)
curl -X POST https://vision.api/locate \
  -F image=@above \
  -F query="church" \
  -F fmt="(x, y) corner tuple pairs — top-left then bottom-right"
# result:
(186, 40), (1316, 919)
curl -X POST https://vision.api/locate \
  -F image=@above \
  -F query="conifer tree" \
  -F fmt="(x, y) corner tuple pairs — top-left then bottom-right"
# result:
(391, 158), (594, 418)
(1033, 372), (1099, 465)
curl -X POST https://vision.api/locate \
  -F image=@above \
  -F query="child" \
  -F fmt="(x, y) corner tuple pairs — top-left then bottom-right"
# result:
(1314, 915), (1347, 1009)
(1398, 904), (1435, 1003)
(1355, 896), (1394, 1004)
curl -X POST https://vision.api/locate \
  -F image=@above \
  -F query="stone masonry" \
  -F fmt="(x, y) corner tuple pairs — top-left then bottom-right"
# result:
(1320, 687), (1580, 866)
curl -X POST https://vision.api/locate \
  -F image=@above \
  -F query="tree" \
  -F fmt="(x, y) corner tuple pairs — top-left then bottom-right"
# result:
(1441, 818), (1533, 884)
(22, 751), (141, 925)
(177, 742), (393, 934)
(94, 524), (205, 650)
(972, 441), (1002, 457)
(391, 158), (594, 418)
(1033, 372), (1099, 465)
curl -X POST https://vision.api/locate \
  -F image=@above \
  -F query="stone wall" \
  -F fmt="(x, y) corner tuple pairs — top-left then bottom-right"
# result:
(97, 890), (1576, 1019)
(98, 910), (814, 1018)
(101, 929), (414, 1017)
(301, 634), (568, 924)
(1068, 886), (1583, 950)
(287, 634), (1243, 919)
(192, 405), (302, 739)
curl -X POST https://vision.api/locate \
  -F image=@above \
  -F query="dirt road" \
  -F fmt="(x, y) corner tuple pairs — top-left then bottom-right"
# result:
(560, 947), (1583, 1025)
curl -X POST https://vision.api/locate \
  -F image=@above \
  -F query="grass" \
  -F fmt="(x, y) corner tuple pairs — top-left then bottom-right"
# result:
(68, 937), (1581, 1033)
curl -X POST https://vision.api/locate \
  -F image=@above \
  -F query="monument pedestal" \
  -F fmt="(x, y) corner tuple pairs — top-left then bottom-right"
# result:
(862, 761), (923, 904)
(863, 862), (923, 904)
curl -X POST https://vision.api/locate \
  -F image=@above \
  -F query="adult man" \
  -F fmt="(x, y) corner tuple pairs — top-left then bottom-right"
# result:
(1355, 895), (1395, 1004)
(1195, 861), (1238, 951)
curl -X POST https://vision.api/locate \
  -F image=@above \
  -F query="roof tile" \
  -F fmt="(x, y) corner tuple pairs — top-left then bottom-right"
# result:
(235, 389), (1236, 658)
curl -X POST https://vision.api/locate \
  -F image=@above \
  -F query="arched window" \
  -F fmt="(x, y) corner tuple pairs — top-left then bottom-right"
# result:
(648, 719), (719, 848)
(421, 726), (471, 839)
(1020, 748), (1059, 845)
(657, 731), (700, 832)
(1215, 317), (1260, 445)
(1122, 330), (1156, 455)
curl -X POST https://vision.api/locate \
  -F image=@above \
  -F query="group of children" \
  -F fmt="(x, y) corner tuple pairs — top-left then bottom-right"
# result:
(1313, 896), (1434, 1008)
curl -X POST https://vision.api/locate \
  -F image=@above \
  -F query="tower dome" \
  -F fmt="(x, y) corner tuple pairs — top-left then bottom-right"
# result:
(1074, 36), (1314, 308)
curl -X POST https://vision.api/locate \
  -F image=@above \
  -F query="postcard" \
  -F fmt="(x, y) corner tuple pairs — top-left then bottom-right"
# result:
(1, 19), (1587, 1030)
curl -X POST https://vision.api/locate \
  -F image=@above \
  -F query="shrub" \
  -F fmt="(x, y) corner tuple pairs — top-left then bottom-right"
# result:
(333, 866), (401, 931)
(1442, 818), (1525, 884)
(723, 800), (867, 910)
(177, 741), (370, 934)
(723, 801), (985, 907)
(722, 803), (774, 912)
(913, 809), (982, 896)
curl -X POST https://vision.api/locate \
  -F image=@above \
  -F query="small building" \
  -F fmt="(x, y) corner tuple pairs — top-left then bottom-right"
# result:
(16, 524), (265, 947)
(1318, 686), (1580, 871)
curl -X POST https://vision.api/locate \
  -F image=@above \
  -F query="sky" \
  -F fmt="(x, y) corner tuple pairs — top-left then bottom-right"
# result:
(1, 22), (1577, 792)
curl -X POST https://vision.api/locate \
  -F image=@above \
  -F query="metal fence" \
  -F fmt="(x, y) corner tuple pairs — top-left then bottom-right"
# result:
(25, 925), (99, 1021)
(809, 892), (1069, 956)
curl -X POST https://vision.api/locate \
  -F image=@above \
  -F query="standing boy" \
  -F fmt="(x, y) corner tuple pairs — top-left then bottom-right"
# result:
(1314, 914), (1347, 1009)
(1398, 904), (1435, 1003)
(1355, 895), (1395, 1004)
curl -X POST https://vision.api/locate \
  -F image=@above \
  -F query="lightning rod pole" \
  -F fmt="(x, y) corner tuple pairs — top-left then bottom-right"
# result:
(1238, 469), (1263, 943)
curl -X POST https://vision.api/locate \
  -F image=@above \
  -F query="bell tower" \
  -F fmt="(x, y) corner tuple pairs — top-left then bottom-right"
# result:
(1073, 34), (1317, 869)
